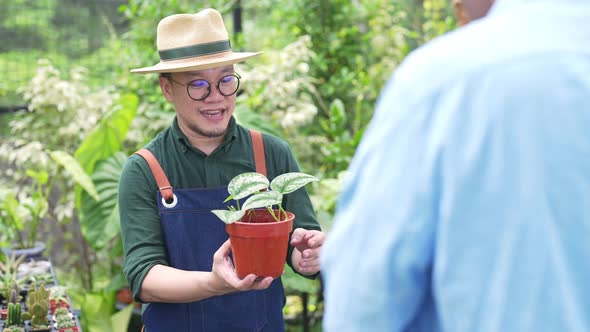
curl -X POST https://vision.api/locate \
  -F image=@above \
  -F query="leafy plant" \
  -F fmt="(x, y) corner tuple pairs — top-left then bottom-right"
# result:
(0, 170), (49, 250)
(212, 172), (318, 224)
(24, 272), (55, 289)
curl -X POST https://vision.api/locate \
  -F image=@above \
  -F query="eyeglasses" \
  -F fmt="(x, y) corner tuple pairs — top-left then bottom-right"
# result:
(167, 73), (241, 101)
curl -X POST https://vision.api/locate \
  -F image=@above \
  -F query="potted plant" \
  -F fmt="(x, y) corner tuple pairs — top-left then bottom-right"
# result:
(212, 172), (318, 278)
(20, 285), (50, 332)
(0, 254), (26, 304)
(52, 307), (74, 321)
(3, 302), (24, 332)
(0, 170), (50, 260)
(48, 287), (70, 314)
(54, 314), (79, 332)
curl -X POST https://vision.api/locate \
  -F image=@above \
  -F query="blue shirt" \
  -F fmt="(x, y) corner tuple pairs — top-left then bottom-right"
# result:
(321, 0), (590, 331)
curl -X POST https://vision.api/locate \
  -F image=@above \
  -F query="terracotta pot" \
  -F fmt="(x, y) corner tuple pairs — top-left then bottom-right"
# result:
(49, 299), (70, 314)
(57, 328), (79, 332)
(116, 288), (134, 304)
(226, 209), (294, 278)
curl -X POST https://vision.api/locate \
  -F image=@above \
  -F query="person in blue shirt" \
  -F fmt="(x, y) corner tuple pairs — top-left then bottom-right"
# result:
(321, 0), (590, 331)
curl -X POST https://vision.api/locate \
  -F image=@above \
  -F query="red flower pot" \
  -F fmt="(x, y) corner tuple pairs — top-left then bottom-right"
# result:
(226, 209), (294, 278)
(57, 327), (79, 332)
(49, 299), (70, 314)
(1, 307), (7, 320)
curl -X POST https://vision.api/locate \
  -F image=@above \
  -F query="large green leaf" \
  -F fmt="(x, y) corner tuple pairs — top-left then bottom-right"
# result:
(80, 152), (126, 250)
(75, 93), (138, 174)
(242, 191), (283, 211)
(49, 150), (99, 201)
(227, 172), (269, 200)
(111, 303), (134, 332)
(72, 290), (131, 332)
(270, 172), (319, 195)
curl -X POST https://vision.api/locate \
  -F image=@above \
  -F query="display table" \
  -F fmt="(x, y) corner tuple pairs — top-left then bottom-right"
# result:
(0, 257), (83, 332)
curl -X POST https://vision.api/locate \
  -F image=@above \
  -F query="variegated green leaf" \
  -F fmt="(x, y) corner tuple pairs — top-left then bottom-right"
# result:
(242, 191), (283, 211)
(270, 172), (319, 195)
(228, 172), (269, 199)
(49, 150), (99, 201)
(212, 209), (246, 224)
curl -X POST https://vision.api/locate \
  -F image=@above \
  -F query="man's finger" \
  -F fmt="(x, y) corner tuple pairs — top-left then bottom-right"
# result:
(215, 239), (232, 260)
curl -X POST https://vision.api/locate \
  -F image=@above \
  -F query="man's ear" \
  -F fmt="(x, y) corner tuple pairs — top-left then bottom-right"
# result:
(159, 76), (174, 102)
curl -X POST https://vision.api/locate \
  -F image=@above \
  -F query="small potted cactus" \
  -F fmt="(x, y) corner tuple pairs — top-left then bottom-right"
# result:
(3, 302), (25, 332)
(54, 314), (79, 332)
(48, 287), (70, 314)
(1, 326), (25, 332)
(2, 285), (25, 331)
(52, 307), (73, 320)
(21, 285), (50, 331)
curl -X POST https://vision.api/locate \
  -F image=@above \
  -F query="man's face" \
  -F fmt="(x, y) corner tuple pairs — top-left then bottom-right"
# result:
(452, 0), (494, 26)
(160, 66), (237, 141)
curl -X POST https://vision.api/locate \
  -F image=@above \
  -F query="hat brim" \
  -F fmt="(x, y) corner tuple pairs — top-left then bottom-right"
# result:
(130, 51), (262, 74)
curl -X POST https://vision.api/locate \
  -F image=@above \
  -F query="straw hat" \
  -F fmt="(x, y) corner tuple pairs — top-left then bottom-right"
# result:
(131, 8), (262, 74)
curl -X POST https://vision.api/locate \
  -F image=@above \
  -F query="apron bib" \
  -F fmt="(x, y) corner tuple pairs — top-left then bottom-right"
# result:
(135, 130), (285, 332)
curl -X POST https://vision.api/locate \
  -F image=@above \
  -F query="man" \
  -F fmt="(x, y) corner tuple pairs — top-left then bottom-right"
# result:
(322, 0), (590, 331)
(119, 9), (324, 331)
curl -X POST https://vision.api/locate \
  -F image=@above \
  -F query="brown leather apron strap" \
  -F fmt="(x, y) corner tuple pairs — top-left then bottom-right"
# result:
(134, 148), (174, 202)
(249, 129), (267, 177)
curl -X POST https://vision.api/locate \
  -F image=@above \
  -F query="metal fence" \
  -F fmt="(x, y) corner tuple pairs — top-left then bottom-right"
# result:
(0, 0), (128, 111)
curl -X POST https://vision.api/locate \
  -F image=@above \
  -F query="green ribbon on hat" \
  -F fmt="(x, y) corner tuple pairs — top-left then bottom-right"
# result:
(159, 40), (231, 61)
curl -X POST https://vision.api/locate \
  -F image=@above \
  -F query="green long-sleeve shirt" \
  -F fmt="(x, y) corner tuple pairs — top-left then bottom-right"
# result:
(118, 116), (320, 301)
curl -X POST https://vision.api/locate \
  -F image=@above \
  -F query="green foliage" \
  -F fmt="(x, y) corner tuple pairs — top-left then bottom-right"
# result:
(49, 151), (99, 202)
(24, 272), (55, 289)
(79, 153), (128, 250)
(0, 170), (50, 249)
(69, 290), (133, 332)
(423, 0), (457, 41)
(74, 94), (138, 175)
(0, 278), (23, 305)
(316, 99), (365, 177)
(212, 172), (318, 224)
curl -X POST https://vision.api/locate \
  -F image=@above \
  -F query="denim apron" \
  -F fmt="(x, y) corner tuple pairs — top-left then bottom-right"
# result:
(135, 129), (286, 332)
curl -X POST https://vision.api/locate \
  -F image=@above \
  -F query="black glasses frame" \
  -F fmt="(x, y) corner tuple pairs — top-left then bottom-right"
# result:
(167, 73), (241, 101)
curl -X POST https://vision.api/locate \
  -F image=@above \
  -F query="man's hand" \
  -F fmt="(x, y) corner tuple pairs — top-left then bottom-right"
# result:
(290, 228), (325, 275)
(211, 239), (274, 294)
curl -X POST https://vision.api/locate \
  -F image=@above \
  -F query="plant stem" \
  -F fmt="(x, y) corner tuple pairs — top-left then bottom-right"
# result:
(9, 216), (25, 249)
(267, 206), (280, 222)
(29, 215), (39, 249)
(278, 204), (287, 221)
